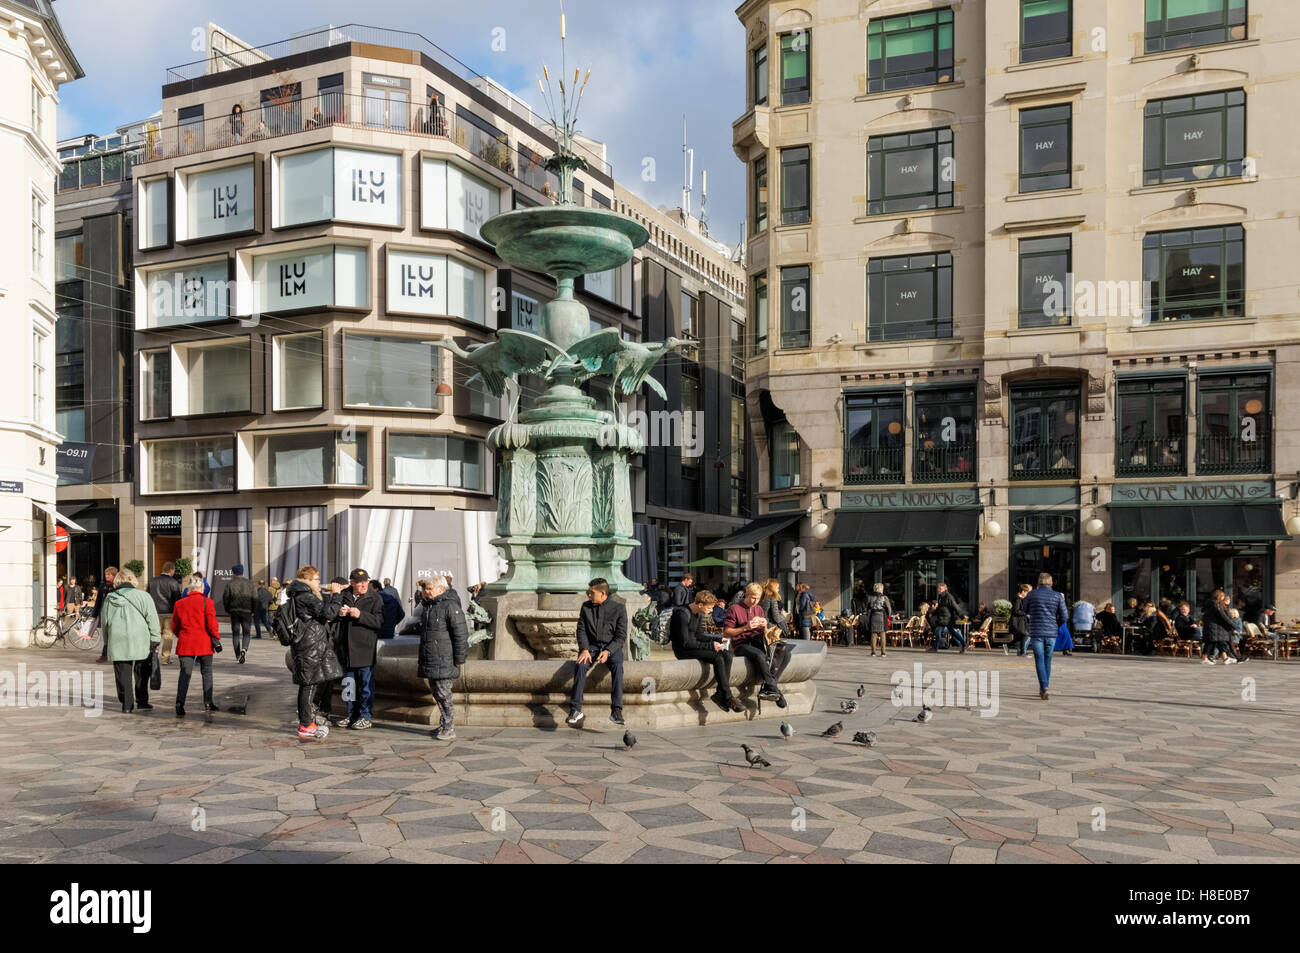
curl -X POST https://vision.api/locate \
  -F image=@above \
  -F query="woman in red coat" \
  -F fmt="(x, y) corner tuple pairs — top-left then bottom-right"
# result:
(172, 577), (221, 716)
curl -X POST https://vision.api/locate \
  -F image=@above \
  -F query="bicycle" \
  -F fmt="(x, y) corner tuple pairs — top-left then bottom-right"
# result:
(30, 606), (102, 652)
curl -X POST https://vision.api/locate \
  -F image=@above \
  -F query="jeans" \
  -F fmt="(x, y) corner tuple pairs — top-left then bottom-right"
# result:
(347, 666), (374, 720)
(1030, 635), (1057, 692)
(935, 624), (966, 649)
(113, 659), (150, 711)
(871, 630), (887, 654)
(253, 609), (270, 639)
(176, 655), (214, 709)
(230, 613), (252, 653)
(571, 648), (624, 712)
(676, 647), (735, 701)
(427, 678), (455, 730)
(734, 639), (777, 691)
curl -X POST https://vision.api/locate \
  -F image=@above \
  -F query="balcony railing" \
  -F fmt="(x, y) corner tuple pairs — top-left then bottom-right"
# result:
(136, 92), (562, 197)
(57, 147), (144, 193)
(1116, 435), (1184, 477)
(913, 442), (976, 483)
(844, 446), (905, 485)
(1010, 437), (1078, 481)
(1197, 430), (1270, 475)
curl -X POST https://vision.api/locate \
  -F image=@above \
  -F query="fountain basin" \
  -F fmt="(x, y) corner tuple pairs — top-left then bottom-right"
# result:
(479, 205), (649, 279)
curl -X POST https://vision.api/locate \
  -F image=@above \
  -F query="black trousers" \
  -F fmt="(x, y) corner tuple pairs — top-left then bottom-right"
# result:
(230, 613), (252, 652)
(175, 655), (214, 709)
(297, 683), (319, 726)
(733, 640), (777, 691)
(114, 660), (150, 711)
(676, 647), (735, 700)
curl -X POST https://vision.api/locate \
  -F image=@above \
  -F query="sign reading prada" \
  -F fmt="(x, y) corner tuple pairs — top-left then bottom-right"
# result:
(333, 149), (402, 226)
(183, 162), (255, 239)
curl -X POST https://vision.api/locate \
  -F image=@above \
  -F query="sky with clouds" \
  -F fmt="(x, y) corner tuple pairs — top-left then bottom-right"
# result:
(53, 0), (748, 246)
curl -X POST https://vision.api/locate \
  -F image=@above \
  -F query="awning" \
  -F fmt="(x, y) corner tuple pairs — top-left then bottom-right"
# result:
(1109, 504), (1289, 542)
(32, 501), (89, 533)
(705, 513), (804, 551)
(825, 508), (979, 548)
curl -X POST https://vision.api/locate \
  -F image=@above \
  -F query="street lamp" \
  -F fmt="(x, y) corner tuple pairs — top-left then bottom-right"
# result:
(1085, 517), (1105, 537)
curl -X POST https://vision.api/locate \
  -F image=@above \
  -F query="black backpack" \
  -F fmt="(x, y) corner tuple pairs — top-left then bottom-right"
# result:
(273, 594), (299, 646)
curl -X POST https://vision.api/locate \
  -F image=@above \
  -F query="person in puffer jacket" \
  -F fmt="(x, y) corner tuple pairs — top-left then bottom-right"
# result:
(284, 566), (343, 740)
(414, 575), (469, 741)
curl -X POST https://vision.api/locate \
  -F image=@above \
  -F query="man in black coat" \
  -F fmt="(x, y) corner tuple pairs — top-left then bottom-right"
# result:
(566, 578), (628, 729)
(926, 581), (967, 653)
(335, 568), (383, 730)
(148, 561), (182, 663)
(669, 572), (696, 609)
(670, 590), (743, 713)
(415, 575), (469, 741)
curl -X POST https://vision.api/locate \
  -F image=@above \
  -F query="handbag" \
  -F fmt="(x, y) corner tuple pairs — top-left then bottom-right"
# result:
(764, 624), (783, 646)
(149, 649), (161, 690)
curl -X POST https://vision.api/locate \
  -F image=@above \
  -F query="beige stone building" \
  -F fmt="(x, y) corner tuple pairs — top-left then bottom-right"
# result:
(734, 0), (1300, 624)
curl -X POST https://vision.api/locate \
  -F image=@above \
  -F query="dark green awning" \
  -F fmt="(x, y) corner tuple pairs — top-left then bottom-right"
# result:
(1109, 504), (1289, 542)
(825, 508), (979, 548)
(704, 513), (804, 551)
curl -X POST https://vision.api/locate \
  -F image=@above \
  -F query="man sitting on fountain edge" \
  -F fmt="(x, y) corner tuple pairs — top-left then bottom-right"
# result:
(567, 578), (627, 729)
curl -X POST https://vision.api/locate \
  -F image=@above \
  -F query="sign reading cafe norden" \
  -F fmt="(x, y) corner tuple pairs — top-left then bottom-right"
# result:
(842, 489), (980, 510)
(1111, 481), (1273, 503)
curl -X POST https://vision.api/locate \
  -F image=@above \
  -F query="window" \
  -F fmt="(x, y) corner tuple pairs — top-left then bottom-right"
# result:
(730, 395), (747, 517)
(780, 265), (810, 349)
(273, 332), (324, 410)
(275, 147), (403, 228)
(680, 291), (699, 340)
(867, 128), (953, 214)
(386, 248), (487, 323)
(343, 334), (440, 411)
(867, 8), (954, 93)
(730, 320), (745, 380)
(421, 158), (502, 241)
(1010, 383), (1079, 480)
(1117, 377), (1186, 476)
(752, 274), (768, 354)
(172, 339), (251, 416)
(1019, 104), (1071, 192)
(144, 436), (236, 493)
(1143, 225), (1244, 322)
(753, 155), (768, 233)
(770, 416), (801, 489)
(780, 31), (810, 105)
(140, 259), (230, 328)
(251, 244), (368, 314)
(389, 434), (484, 490)
(455, 106), (511, 171)
(140, 349), (171, 420)
(681, 368), (701, 496)
(512, 290), (539, 331)
(363, 73), (410, 131)
(179, 160), (256, 241)
(32, 326), (50, 427)
(1018, 235), (1072, 328)
(318, 74), (344, 123)
(177, 104), (205, 152)
(1021, 0), (1072, 63)
(582, 263), (629, 307)
(1143, 88), (1245, 186)
(31, 84), (43, 138)
(867, 252), (952, 341)
(260, 81), (301, 136)
(752, 43), (769, 106)
(844, 391), (905, 485)
(1145, 0), (1247, 53)
(1198, 372), (1269, 474)
(31, 189), (48, 280)
(253, 429), (367, 488)
(914, 387), (977, 482)
(780, 146), (810, 225)
(138, 178), (170, 250)
(55, 305), (84, 440)
(55, 233), (85, 281)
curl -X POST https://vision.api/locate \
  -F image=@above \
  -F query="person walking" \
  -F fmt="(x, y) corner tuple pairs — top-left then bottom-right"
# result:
(795, 583), (816, 640)
(221, 564), (257, 664)
(334, 569), (383, 730)
(254, 579), (273, 639)
(93, 566), (118, 663)
(100, 569), (161, 713)
(1021, 572), (1069, 700)
(926, 581), (966, 653)
(723, 582), (786, 707)
(373, 578), (405, 639)
(1201, 590), (1236, 665)
(671, 589), (744, 713)
(148, 561), (182, 664)
(414, 575), (469, 741)
(1011, 583), (1032, 656)
(283, 566), (343, 740)
(268, 576), (282, 617)
(171, 575), (221, 716)
(566, 578), (628, 728)
(862, 582), (893, 657)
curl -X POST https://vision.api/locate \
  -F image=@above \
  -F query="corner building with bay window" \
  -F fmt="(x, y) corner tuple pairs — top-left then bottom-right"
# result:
(130, 24), (749, 608)
(732, 0), (1300, 620)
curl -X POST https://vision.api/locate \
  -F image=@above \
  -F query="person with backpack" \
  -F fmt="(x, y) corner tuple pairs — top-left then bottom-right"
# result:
(861, 582), (893, 657)
(1021, 572), (1069, 700)
(172, 575), (221, 717)
(280, 565), (344, 740)
(414, 575), (469, 741)
(671, 589), (743, 713)
(222, 564), (257, 665)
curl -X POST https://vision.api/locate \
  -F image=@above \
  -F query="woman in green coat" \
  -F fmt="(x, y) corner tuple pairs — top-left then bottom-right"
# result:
(101, 569), (161, 712)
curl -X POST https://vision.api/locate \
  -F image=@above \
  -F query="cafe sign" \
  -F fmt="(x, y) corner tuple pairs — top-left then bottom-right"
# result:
(842, 488), (979, 509)
(1111, 481), (1272, 503)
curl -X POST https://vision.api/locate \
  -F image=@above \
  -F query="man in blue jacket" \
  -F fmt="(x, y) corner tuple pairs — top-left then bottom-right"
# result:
(1022, 572), (1069, 700)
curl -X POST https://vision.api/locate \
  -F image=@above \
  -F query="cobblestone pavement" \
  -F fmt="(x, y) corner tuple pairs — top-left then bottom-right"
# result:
(1, 640), (1298, 864)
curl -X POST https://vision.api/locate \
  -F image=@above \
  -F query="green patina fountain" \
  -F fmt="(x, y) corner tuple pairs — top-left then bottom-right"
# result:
(434, 28), (681, 597)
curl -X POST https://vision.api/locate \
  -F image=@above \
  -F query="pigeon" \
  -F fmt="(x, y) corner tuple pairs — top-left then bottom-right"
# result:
(891, 685), (905, 702)
(852, 730), (877, 747)
(840, 700), (859, 714)
(822, 721), (843, 738)
(622, 730), (636, 751)
(780, 722), (794, 739)
(914, 705), (933, 723)
(856, 684), (866, 698)
(741, 744), (771, 768)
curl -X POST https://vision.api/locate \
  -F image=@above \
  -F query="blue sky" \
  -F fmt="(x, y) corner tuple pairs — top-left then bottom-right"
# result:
(54, 0), (748, 245)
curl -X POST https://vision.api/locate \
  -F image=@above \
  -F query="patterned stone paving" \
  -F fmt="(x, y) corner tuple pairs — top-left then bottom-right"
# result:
(1, 640), (1298, 864)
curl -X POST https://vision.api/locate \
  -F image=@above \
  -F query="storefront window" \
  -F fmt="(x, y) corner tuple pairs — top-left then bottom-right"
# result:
(1116, 376), (1186, 476)
(1118, 545), (1270, 618)
(850, 550), (973, 618)
(844, 391), (904, 484)
(914, 387), (976, 482)
(1011, 511), (1076, 604)
(659, 520), (690, 585)
(1010, 382), (1079, 479)
(1197, 372), (1269, 474)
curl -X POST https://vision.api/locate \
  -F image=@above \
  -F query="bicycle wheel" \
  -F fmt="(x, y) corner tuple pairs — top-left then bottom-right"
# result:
(69, 619), (103, 652)
(31, 617), (59, 648)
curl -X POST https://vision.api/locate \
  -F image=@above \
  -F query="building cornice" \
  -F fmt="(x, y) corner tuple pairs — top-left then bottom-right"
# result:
(0, 116), (60, 175)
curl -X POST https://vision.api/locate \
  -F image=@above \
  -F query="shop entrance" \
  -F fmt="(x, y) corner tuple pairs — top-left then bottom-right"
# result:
(1011, 511), (1077, 604)
(845, 549), (976, 618)
(148, 510), (183, 576)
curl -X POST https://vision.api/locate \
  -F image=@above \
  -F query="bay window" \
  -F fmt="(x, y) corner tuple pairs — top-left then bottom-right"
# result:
(387, 434), (484, 491)
(250, 429), (368, 488)
(386, 247), (487, 323)
(171, 338), (251, 416)
(273, 332), (324, 411)
(343, 334), (441, 411)
(143, 436), (236, 494)
(274, 145), (403, 227)
(421, 158), (502, 242)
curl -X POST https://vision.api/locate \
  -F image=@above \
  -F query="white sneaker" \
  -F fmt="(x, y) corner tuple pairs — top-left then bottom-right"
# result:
(1202, 658), (1216, 665)
(1224, 657), (1238, 664)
